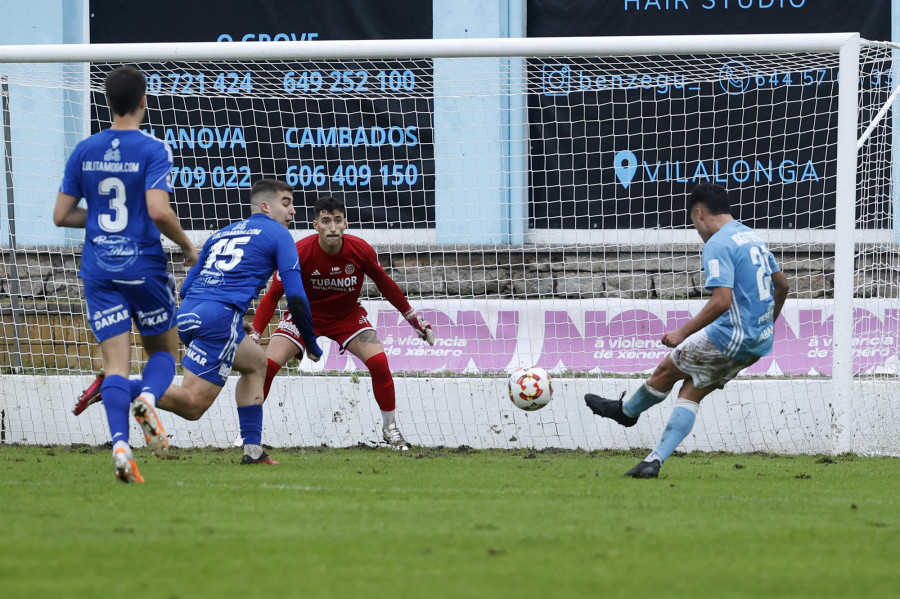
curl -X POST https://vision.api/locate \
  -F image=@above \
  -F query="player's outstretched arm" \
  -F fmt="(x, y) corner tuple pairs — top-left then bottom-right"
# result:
(146, 189), (198, 267)
(179, 236), (213, 299)
(377, 277), (435, 346)
(661, 286), (731, 348)
(280, 268), (322, 360)
(403, 307), (435, 346)
(251, 274), (286, 342)
(53, 192), (87, 228)
(362, 243), (436, 346)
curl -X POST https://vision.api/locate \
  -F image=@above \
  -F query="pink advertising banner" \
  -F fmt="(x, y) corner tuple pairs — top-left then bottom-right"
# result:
(311, 299), (900, 376)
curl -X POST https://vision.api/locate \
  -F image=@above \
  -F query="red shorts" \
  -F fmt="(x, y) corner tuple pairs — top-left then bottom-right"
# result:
(272, 305), (375, 355)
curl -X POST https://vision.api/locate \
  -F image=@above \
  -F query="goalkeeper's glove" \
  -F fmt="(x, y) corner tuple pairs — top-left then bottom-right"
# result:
(247, 327), (261, 345)
(403, 308), (435, 346)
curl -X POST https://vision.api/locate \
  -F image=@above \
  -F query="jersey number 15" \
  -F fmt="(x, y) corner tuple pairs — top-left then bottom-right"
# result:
(205, 236), (251, 271)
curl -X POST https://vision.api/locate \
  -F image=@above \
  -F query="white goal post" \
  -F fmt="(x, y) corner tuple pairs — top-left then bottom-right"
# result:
(1, 33), (899, 456)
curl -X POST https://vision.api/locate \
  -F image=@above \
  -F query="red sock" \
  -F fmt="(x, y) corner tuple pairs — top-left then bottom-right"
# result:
(365, 352), (395, 412)
(263, 358), (282, 400)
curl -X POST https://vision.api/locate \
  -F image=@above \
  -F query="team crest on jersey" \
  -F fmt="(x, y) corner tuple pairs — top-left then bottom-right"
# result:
(104, 138), (121, 162)
(103, 146), (121, 162)
(345, 263), (355, 274)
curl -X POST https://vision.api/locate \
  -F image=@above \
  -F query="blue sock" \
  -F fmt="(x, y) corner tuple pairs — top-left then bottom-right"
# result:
(649, 400), (699, 463)
(129, 379), (143, 399)
(140, 351), (176, 400)
(237, 405), (263, 446)
(622, 382), (669, 418)
(101, 375), (132, 446)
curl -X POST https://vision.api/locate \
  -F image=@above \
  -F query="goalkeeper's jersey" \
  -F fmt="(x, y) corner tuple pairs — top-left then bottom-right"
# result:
(253, 234), (412, 331)
(59, 128), (173, 280)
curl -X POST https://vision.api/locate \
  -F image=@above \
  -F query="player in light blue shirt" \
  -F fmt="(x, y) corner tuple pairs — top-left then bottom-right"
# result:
(585, 183), (789, 478)
(54, 65), (198, 483)
(151, 179), (322, 465)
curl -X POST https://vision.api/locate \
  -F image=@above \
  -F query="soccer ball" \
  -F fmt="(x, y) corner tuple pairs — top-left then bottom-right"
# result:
(508, 366), (553, 411)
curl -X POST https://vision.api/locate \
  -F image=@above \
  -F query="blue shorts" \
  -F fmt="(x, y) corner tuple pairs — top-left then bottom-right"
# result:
(83, 274), (176, 343)
(177, 299), (246, 387)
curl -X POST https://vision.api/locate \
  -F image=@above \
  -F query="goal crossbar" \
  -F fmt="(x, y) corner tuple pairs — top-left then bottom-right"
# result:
(0, 33), (860, 62)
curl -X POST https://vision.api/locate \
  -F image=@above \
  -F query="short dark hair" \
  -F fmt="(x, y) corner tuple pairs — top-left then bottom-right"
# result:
(250, 179), (293, 210)
(251, 179), (293, 198)
(105, 66), (146, 116)
(687, 183), (731, 216)
(313, 195), (345, 218)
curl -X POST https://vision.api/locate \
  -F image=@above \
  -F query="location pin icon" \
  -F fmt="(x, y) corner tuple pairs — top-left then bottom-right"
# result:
(614, 151), (638, 189)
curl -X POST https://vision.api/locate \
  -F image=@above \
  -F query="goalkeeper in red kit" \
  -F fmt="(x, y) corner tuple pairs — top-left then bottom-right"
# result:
(250, 195), (435, 450)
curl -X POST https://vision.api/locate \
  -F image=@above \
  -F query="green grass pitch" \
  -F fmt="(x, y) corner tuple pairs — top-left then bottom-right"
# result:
(2, 445), (898, 599)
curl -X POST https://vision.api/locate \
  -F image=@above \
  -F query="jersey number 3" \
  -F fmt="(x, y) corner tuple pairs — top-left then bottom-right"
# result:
(97, 177), (128, 233)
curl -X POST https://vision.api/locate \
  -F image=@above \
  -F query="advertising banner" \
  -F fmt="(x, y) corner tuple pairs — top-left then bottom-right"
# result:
(88, 0), (434, 231)
(526, 0), (892, 230)
(313, 298), (900, 376)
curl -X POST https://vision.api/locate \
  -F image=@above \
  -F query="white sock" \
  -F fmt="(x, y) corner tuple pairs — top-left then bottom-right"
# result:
(381, 410), (396, 428)
(139, 391), (157, 407)
(244, 443), (263, 459)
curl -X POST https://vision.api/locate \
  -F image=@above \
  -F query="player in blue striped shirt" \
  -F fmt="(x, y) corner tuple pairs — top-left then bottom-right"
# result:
(585, 183), (789, 478)
(54, 65), (198, 483)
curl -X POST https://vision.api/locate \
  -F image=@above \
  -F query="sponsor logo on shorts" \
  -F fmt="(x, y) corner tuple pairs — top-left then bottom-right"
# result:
(185, 344), (208, 366)
(279, 319), (300, 337)
(177, 312), (203, 331)
(218, 363), (232, 379)
(93, 306), (129, 330)
(137, 308), (170, 327)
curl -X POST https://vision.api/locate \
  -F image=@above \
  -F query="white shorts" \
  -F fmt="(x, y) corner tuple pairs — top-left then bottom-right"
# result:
(670, 329), (759, 389)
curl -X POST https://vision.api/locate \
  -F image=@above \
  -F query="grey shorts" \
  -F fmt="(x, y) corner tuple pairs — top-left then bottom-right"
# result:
(670, 329), (759, 389)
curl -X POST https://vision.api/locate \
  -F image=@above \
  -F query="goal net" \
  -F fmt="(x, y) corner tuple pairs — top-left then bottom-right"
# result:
(1, 34), (898, 455)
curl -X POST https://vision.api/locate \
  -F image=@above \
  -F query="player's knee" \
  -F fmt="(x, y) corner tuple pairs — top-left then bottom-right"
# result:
(365, 352), (392, 378)
(248, 355), (267, 378)
(179, 400), (206, 421)
(181, 390), (215, 421)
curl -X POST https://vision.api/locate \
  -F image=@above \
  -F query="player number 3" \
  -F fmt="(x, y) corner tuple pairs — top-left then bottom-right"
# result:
(97, 176), (128, 233)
